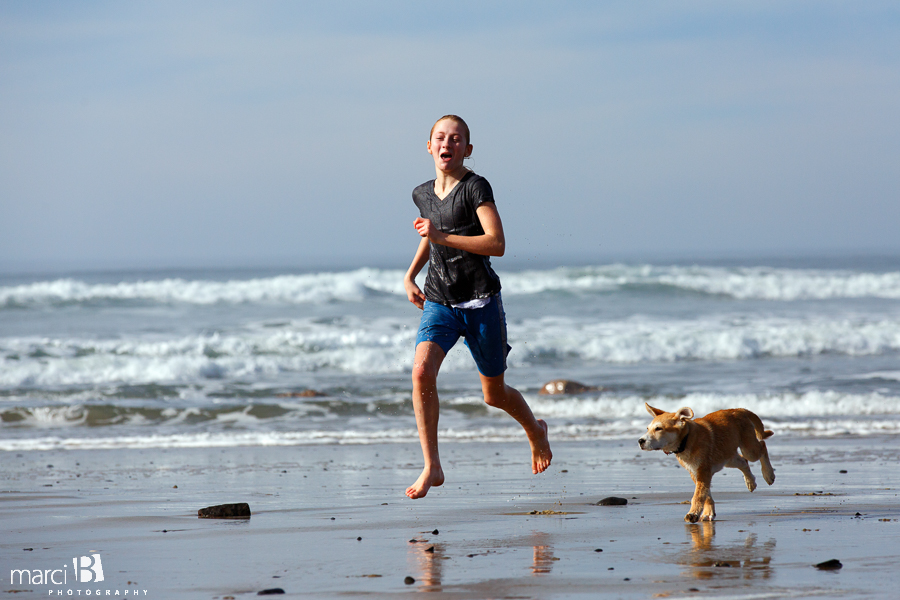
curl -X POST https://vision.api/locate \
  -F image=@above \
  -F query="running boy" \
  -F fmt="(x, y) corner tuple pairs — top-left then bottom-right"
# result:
(403, 115), (552, 499)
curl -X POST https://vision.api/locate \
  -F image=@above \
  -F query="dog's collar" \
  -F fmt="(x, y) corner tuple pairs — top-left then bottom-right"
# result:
(672, 432), (689, 455)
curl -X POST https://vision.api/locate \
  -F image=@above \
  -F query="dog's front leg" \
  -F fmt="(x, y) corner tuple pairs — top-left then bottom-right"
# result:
(686, 471), (713, 523)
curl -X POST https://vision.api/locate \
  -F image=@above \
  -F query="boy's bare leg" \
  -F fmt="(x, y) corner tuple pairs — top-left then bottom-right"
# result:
(480, 373), (552, 473)
(406, 341), (446, 499)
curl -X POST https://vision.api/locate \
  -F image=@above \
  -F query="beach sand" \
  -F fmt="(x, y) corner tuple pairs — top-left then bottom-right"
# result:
(2, 437), (899, 598)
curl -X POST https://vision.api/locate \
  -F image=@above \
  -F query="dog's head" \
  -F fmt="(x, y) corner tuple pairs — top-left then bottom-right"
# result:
(638, 403), (693, 454)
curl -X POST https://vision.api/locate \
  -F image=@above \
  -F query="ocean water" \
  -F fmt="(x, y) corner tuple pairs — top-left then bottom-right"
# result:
(2, 258), (900, 452)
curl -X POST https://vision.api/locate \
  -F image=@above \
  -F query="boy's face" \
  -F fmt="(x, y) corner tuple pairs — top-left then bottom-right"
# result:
(427, 119), (472, 174)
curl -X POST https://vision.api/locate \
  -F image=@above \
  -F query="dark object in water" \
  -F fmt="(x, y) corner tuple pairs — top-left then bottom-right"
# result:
(538, 380), (601, 395)
(257, 588), (285, 595)
(814, 559), (843, 570)
(198, 503), (251, 518)
(597, 497), (628, 506)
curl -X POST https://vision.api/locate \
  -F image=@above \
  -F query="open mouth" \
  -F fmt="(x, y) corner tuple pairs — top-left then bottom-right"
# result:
(440, 152), (452, 160)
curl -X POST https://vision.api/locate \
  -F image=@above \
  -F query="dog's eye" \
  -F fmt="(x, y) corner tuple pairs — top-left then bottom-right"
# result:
(654, 426), (662, 432)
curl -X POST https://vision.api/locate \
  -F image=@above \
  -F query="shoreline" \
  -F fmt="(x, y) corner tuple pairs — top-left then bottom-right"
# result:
(2, 437), (898, 598)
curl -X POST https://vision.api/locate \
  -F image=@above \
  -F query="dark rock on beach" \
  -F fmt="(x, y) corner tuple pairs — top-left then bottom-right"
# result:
(815, 559), (843, 570)
(404, 576), (415, 585)
(198, 503), (251, 518)
(597, 497), (628, 506)
(257, 588), (285, 595)
(538, 380), (601, 395)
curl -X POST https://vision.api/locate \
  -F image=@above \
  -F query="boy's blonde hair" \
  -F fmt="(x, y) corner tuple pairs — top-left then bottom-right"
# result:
(430, 115), (471, 147)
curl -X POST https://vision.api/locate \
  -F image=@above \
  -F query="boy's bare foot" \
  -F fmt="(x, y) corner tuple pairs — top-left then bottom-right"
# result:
(529, 419), (552, 474)
(406, 465), (445, 499)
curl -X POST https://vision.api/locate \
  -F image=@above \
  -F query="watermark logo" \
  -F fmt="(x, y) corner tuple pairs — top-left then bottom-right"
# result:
(74, 555), (104, 583)
(9, 552), (148, 596)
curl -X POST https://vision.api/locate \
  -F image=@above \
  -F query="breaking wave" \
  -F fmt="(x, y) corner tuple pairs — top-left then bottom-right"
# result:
(4, 264), (900, 308)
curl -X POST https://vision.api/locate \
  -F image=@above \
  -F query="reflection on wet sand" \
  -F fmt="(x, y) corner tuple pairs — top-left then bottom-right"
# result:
(681, 522), (775, 580)
(531, 532), (558, 575)
(408, 542), (445, 592)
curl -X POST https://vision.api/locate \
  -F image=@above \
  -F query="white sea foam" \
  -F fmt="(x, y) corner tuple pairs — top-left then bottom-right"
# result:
(516, 313), (900, 364)
(3, 409), (899, 451)
(502, 264), (900, 300)
(0, 268), (406, 307)
(527, 391), (900, 419)
(4, 264), (900, 307)
(3, 311), (900, 387)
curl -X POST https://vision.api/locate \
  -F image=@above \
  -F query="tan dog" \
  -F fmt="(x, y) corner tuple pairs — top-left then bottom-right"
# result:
(638, 403), (775, 522)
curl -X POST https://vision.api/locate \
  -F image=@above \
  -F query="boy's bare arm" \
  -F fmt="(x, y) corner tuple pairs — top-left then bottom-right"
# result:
(414, 202), (506, 257)
(404, 237), (430, 309)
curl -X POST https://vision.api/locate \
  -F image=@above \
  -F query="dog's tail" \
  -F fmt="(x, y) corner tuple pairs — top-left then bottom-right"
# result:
(748, 411), (774, 440)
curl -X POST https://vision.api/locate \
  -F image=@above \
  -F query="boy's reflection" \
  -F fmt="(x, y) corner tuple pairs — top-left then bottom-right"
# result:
(530, 532), (557, 575)
(408, 542), (445, 592)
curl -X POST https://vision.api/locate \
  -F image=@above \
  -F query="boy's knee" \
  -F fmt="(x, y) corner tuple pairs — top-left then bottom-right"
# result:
(412, 362), (437, 386)
(482, 385), (507, 408)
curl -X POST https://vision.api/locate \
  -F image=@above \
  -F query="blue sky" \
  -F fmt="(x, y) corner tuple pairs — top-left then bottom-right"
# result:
(1, 1), (898, 272)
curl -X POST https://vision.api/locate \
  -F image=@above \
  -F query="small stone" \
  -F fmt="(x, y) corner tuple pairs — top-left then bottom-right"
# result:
(839, 470), (848, 474)
(432, 529), (439, 535)
(425, 546), (435, 553)
(198, 503), (251, 519)
(257, 588), (285, 595)
(330, 517), (335, 520)
(357, 537), (362, 541)
(597, 497), (628, 506)
(594, 548), (603, 552)
(404, 576), (415, 585)
(409, 538), (419, 543)
(815, 559), (843, 570)
(173, 485), (178, 489)
(561, 469), (568, 473)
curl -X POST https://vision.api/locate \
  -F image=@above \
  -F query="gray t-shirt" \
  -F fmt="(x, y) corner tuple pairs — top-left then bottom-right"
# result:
(412, 171), (502, 306)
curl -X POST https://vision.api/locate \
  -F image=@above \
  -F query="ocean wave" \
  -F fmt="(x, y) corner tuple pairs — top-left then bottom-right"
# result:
(4, 391), (898, 430)
(3, 410), (899, 451)
(0, 268), (406, 308)
(517, 314), (900, 364)
(502, 264), (900, 300)
(3, 313), (900, 387)
(527, 391), (900, 419)
(4, 264), (900, 308)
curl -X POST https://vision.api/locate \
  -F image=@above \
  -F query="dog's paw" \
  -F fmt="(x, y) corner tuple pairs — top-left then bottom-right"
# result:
(684, 512), (700, 523)
(764, 472), (775, 486)
(701, 512), (715, 522)
(745, 478), (757, 492)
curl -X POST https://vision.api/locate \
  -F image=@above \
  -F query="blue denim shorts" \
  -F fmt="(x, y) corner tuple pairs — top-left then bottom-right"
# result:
(415, 294), (511, 377)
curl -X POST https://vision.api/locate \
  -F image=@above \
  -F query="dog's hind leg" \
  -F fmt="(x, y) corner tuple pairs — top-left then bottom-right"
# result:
(758, 441), (775, 485)
(726, 453), (757, 492)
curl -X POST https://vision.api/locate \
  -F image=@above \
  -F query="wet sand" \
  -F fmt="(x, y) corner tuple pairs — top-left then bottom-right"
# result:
(2, 437), (899, 598)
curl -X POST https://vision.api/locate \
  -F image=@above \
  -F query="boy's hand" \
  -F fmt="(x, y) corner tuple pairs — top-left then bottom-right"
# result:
(404, 278), (426, 310)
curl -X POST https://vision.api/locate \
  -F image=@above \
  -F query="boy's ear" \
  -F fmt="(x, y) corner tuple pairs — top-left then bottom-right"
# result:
(465, 143), (473, 157)
(645, 403), (665, 417)
(676, 407), (694, 421)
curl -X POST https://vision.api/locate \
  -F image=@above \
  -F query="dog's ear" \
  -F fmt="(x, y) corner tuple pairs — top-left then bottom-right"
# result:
(675, 407), (694, 421)
(645, 402), (665, 417)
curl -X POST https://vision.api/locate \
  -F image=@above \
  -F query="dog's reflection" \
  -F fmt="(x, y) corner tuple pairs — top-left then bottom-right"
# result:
(680, 522), (775, 580)
(408, 542), (445, 592)
(530, 533), (557, 575)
